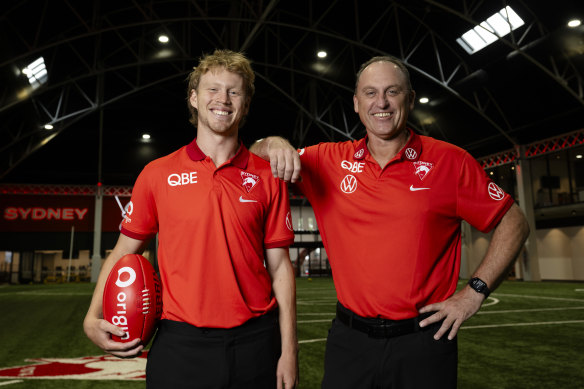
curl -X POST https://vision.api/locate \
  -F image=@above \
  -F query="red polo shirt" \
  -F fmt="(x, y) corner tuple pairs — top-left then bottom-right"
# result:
(121, 139), (294, 328)
(297, 129), (513, 320)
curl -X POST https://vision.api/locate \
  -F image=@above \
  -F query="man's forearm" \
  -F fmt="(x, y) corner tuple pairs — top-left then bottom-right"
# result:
(249, 137), (284, 160)
(472, 203), (529, 290)
(265, 248), (298, 353)
(273, 261), (298, 355)
(249, 136), (301, 183)
(265, 247), (298, 387)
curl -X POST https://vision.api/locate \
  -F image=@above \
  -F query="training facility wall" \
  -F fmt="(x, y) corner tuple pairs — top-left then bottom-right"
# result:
(467, 225), (584, 281)
(536, 227), (584, 280)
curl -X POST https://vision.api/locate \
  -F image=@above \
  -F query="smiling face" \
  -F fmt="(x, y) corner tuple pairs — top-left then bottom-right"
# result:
(353, 61), (415, 142)
(189, 66), (249, 137)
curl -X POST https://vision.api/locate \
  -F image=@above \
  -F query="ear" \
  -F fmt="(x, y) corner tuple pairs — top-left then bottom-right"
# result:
(189, 89), (198, 108)
(353, 94), (359, 113)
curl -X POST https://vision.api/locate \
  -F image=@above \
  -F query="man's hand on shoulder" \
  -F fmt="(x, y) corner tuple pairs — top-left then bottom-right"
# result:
(251, 137), (302, 183)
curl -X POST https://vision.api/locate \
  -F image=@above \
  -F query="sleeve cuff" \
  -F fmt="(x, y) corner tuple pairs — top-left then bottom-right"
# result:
(121, 226), (156, 241)
(265, 237), (295, 249)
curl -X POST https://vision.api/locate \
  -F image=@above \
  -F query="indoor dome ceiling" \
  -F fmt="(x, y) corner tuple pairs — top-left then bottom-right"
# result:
(1, 0), (583, 185)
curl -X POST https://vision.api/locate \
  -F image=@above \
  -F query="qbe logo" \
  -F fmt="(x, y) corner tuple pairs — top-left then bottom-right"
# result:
(341, 160), (365, 173)
(340, 175), (358, 194)
(167, 172), (198, 186)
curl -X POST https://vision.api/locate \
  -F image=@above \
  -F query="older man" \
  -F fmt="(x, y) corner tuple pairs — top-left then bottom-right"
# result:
(251, 55), (528, 388)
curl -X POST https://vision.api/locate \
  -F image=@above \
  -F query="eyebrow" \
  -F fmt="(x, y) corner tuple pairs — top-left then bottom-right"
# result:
(203, 81), (242, 90)
(360, 84), (404, 91)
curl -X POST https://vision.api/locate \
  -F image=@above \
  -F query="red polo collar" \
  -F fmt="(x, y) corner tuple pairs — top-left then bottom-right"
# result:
(353, 128), (422, 162)
(186, 138), (249, 169)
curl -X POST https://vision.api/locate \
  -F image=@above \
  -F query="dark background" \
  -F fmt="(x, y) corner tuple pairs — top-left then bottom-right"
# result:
(1, 0), (583, 186)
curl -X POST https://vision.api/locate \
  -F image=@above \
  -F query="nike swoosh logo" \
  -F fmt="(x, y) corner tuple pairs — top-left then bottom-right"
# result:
(410, 185), (430, 191)
(239, 196), (258, 203)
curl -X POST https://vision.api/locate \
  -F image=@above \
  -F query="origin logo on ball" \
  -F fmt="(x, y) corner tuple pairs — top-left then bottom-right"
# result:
(103, 254), (162, 344)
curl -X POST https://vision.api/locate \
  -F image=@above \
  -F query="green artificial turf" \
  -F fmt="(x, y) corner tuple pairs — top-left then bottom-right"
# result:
(0, 278), (583, 388)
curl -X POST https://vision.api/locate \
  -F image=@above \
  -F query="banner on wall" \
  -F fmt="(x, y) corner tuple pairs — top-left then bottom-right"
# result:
(0, 195), (131, 233)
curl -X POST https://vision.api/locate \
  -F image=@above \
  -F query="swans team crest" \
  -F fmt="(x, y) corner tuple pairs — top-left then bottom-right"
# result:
(413, 161), (434, 181)
(241, 171), (260, 192)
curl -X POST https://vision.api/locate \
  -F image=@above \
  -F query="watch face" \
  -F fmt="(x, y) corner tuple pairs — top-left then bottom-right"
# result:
(470, 278), (489, 296)
(473, 279), (486, 290)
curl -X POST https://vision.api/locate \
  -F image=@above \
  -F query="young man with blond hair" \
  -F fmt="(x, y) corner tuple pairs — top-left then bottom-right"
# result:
(84, 50), (298, 389)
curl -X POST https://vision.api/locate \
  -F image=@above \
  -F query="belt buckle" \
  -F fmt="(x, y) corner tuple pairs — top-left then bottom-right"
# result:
(367, 326), (388, 338)
(368, 319), (414, 339)
(367, 319), (393, 338)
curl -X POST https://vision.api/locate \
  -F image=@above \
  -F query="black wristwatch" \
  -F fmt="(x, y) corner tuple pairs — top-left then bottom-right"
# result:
(468, 277), (491, 298)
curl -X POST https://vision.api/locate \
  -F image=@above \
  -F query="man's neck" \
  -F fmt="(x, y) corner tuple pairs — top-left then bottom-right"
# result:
(195, 130), (240, 167)
(367, 129), (410, 168)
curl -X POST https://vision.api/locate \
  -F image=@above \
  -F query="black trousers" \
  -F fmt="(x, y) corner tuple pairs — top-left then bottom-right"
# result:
(322, 315), (458, 389)
(146, 313), (281, 389)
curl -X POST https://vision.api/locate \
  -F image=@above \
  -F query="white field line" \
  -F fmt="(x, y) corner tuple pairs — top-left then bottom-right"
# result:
(0, 381), (24, 386)
(493, 293), (584, 302)
(463, 319), (584, 329)
(299, 338), (328, 344)
(481, 297), (499, 307)
(477, 306), (584, 314)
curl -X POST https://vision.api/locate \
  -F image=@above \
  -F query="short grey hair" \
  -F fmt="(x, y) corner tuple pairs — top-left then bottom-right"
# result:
(355, 55), (412, 93)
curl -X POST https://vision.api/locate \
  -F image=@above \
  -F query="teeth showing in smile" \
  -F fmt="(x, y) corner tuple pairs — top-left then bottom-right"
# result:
(213, 110), (230, 116)
(373, 112), (391, 117)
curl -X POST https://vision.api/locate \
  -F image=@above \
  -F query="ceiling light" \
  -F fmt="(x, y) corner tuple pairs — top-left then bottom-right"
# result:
(419, 97), (429, 104)
(576, 154), (583, 159)
(317, 51), (327, 58)
(44, 124), (53, 130)
(158, 35), (169, 43)
(568, 19), (582, 28)
(22, 57), (48, 89)
(142, 134), (151, 140)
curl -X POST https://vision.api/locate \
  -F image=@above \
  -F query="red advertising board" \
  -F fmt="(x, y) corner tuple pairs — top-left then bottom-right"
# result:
(0, 194), (131, 233)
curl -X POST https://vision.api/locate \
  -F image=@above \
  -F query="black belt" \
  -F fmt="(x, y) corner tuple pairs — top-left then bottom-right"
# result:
(335, 302), (433, 339)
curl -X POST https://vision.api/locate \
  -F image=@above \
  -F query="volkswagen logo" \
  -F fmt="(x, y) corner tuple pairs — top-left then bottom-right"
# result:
(340, 175), (358, 194)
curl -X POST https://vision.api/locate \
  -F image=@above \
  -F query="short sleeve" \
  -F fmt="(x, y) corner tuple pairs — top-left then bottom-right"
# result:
(295, 144), (320, 200)
(264, 178), (294, 249)
(457, 152), (514, 232)
(120, 166), (159, 240)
